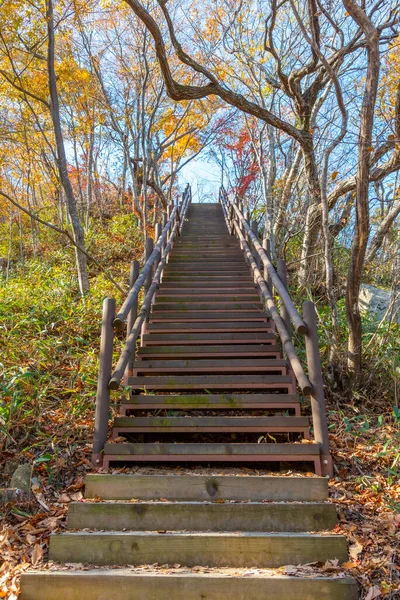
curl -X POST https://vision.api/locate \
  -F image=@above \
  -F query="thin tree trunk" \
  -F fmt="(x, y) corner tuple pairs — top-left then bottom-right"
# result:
(46, 0), (89, 295)
(343, 0), (380, 379)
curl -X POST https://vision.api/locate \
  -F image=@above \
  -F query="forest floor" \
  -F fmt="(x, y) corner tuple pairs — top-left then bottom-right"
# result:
(1, 228), (399, 599)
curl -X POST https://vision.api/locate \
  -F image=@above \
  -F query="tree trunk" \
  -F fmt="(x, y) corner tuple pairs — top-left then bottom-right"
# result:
(46, 0), (89, 295)
(343, 0), (380, 379)
(298, 141), (323, 287)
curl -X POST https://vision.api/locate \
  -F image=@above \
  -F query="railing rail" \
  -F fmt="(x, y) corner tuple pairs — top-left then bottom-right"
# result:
(231, 219), (312, 395)
(219, 187), (332, 476)
(222, 192), (307, 335)
(92, 184), (191, 465)
(113, 184), (190, 329)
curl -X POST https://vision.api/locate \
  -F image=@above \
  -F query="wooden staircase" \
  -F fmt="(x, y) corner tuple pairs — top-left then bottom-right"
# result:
(20, 195), (359, 598)
(103, 203), (321, 472)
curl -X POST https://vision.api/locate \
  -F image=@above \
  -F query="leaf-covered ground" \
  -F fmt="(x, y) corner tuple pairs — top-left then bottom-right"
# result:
(1, 226), (399, 599)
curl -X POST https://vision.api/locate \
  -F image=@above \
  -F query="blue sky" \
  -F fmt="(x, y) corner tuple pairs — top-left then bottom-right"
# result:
(181, 157), (221, 203)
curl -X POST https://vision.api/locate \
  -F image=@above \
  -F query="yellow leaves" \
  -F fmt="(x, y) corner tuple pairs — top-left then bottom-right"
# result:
(331, 171), (339, 181)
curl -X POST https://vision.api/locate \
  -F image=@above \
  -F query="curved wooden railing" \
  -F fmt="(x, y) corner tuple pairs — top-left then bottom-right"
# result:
(92, 185), (192, 465)
(219, 188), (332, 476)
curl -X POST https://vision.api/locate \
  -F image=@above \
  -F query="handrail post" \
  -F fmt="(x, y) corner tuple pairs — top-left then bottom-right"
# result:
(277, 258), (291, 342)
(124, 260), (139, 384)
(166, 203), (173, 244)
(263, 237), (272, 293)
(92, 297), (115, 466)
(144, 237), (154, 295)
(251, 220), (260, 270)
(303, 301), (333, 477)
(154, 223), (162, 263)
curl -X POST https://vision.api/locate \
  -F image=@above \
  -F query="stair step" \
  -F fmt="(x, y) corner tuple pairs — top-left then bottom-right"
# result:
(157, 289), (259, 296)
(169, 257), (245, 262)
(133, 359), (287, 374)
(84, 474), (326, 501)
(68, 501), (334, 532)
(149, 313), (268, 323)
(146, 323), (273, 332)
(137, 344), (281, 357)
(128, 375), (294, 391)
(152, 302), (263, 310)
(20, 570), (359, 600)
(161, 274), (253, 280)
(48, 531), (347, 567)
(159, 282), (257, 289)
(123, 393), (300, 412)
(105, 442), (319, 457)
(112, 415), (308, 434)
(142, 332), (276, 344)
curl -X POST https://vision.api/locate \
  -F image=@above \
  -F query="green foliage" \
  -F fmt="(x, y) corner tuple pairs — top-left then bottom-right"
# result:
(0, 211), (142, 459)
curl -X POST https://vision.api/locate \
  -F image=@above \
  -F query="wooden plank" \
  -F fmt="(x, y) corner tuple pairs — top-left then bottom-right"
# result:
(128, 374), (294, 390)
(156, 290), (260, 296)
(161, 274), (253, 280)
(133, 359), (287, 373)
(152, 302), (263, 310)
(105, 442), (319, 456)
(49, 532), (348, 567)
(68, 501), (335, 532)
(20, 571), (359, 600)
(146, 322), (273, 332)
(124, 392), (299, 406)
(112, 416), (308, 435)
(159, 282), (257, 289)
(142, 332), (276, 344)
(84, 473), (326, 501)
(137, 344), (281, 357)
(149, 313), (268, 323)
(169, 257), (245, 262)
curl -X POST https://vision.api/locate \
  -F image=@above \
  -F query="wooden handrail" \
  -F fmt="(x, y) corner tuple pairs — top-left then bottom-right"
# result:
(228, 200), (308, 335)
(109, 222), (179, 389)
(108, 187), (191, 389)
(113, 184), (190, 330)
(232, 220), (312, 395)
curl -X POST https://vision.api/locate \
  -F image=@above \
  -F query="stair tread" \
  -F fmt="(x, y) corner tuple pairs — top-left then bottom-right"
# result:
(143, 332), (276, 344)
(84, 474), (327, 501)
(113, 416), (308, 427)
(147, 322), (273, 330)
(138, 345), (280, 356)
(67, 501), (336, 532)
(104, 442), (320, 455)
(133, 360), (287, 373)
(124, 393), (299, 404)
(20, 568), (359, 598)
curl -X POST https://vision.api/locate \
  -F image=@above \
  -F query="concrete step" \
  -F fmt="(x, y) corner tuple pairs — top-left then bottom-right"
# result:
(67, 501), (335, 532)
(49, 531), (348, 567)
(84, 474), (327, 501)
(20, 570), (359, 600)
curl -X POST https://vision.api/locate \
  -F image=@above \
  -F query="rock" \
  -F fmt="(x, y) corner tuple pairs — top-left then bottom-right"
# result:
(359, 284), (400, 323)
(10, 463), (33, 498)
(0, 488), (26, 503)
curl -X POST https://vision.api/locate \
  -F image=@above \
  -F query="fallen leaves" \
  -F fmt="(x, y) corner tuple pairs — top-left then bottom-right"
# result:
(365, 585), (382, 600)
(348, 540), (363, 561)
(31, 544), (44, 566)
